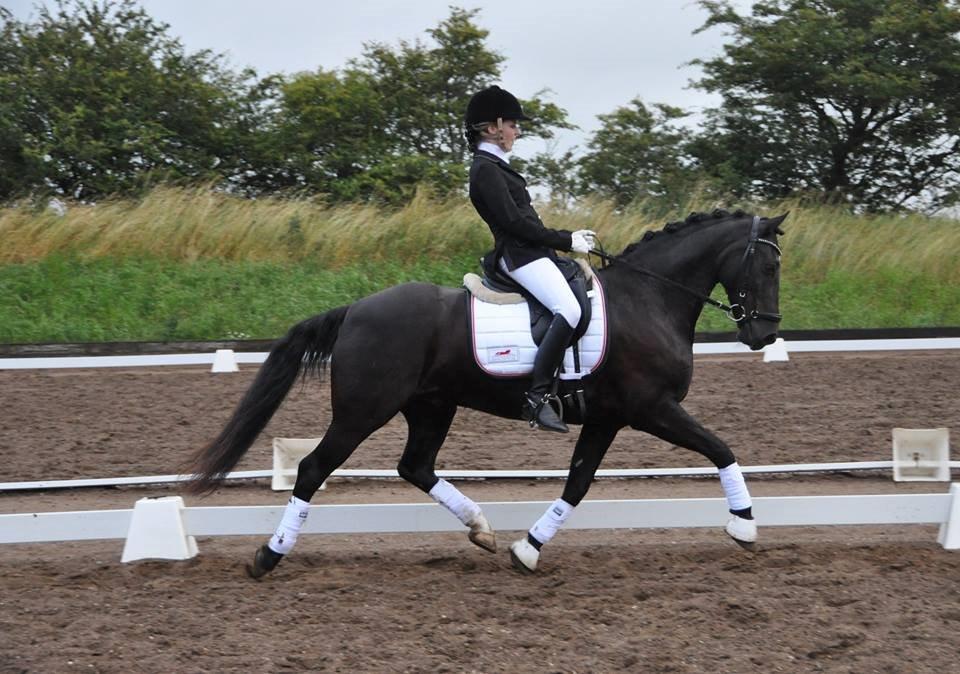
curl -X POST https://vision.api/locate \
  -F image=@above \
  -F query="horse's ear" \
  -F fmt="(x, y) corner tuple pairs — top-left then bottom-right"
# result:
(765, 212), (788, 235)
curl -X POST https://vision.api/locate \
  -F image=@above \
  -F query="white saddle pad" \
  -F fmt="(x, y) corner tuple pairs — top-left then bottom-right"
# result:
(470, 277), (608, 379)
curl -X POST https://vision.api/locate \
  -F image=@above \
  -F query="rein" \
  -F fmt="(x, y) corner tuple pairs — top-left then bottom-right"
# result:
(588, 216), (782, 325)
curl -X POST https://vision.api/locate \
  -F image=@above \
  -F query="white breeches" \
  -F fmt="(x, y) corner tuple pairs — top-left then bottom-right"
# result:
(500, 257), (581, 329)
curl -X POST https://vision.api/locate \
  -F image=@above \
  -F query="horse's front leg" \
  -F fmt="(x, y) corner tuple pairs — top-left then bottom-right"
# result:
(509, 423), (620, 573)
(636, 400), (757, 549)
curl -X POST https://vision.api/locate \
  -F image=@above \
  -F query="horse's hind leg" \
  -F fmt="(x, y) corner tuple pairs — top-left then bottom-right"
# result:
(635, 400), (757, 549)
(396, 397), (497, 553)
(247, 420), (377, 579)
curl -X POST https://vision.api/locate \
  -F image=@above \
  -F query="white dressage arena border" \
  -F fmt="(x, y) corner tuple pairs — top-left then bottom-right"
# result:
(1, 339), (956, 560)
(3, 460), (959, 492)
(1, 337), (958, 369)
(0, 488), (958, 562)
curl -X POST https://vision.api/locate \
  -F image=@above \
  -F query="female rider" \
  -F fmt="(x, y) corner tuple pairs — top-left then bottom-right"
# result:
(465, 85), (595, 433)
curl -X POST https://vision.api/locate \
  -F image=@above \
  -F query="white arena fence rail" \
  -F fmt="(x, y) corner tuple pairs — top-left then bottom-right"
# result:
(3, 460), (959, 493)
(0, 488), (958, 563)
(1, 337), (959, 370)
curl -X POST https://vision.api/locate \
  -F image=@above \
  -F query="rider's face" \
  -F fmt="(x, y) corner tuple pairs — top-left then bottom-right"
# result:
(486, 119), (521, 152)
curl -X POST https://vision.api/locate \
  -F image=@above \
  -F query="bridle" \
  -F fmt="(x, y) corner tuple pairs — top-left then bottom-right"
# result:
(730, 215), (783, 324)
(589, 216), (783, 326)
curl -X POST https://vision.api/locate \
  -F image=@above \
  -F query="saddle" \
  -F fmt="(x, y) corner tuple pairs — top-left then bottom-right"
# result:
(464, 253), (609, 424)
(475, 252), (593, 346)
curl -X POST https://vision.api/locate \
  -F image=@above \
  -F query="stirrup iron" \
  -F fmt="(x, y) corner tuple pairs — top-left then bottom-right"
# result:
(523, 392), (565, 431)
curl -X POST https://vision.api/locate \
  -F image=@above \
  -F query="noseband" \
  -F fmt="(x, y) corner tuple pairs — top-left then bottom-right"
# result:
(590, 216), (782, 326)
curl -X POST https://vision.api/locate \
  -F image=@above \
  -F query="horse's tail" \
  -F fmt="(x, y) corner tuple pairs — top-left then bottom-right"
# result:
(182, 305), (350, 494)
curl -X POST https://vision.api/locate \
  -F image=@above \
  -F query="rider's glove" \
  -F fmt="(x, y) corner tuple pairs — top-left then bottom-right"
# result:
(570, 230), (596, 254)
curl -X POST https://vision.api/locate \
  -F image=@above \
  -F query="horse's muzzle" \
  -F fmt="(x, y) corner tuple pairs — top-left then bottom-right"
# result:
(740, 323), (778, 352)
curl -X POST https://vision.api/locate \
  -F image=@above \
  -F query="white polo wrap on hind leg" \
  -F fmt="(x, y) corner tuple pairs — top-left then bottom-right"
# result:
(719, 462), (752, 511)
(530, 498), (574, 545)
(268, 495), (311, 555)
(429, 479), (482, 526)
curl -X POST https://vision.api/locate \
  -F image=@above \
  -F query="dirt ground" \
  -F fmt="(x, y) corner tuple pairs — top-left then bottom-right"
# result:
(1, 350), (959, 673)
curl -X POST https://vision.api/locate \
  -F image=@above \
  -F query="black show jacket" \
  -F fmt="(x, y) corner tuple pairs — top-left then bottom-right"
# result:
(468, 150), (573, 270)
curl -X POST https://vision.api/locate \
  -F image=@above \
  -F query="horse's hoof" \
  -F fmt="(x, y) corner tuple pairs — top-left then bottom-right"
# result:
(246, 544), (283, 579)
(467, 513), (497, 553)
(469, 529), (497, 553)
(725, 515), (758, 551)
(509, 538), (539, 574)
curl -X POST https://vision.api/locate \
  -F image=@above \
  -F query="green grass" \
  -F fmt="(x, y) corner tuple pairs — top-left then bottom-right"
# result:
(1, 186), (958, 343)
(0, 254), (481, 343)
(2, 255), (957, 344)
(696, 268), (960, 333)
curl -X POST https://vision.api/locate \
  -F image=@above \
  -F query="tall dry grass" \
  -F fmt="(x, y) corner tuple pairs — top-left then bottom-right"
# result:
(774, 205), (960, 283)
(1, 186), (958, 283)
(0, 185), (490, 265)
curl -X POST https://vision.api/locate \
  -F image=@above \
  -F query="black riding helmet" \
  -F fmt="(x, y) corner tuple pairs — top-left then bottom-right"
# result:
(465, 85), (532, 125)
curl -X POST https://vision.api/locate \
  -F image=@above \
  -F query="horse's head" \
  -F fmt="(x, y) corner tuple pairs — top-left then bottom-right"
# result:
(718, 213), (788, 351)
(607, 209), (788, 350)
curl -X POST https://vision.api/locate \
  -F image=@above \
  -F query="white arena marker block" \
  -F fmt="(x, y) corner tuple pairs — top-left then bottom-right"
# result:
(272, 437), (326, 491)
(121, 496), (198, 562)
(210, 349), (239, 373)
(892, 428), (950, 482)
(763, 337), (789, 362)
(938, 483), (960, 550)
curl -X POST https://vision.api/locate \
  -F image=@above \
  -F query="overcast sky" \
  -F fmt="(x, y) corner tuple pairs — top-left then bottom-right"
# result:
(4, 0), (751, 160)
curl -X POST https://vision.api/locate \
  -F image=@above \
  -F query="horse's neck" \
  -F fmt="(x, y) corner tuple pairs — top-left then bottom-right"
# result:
(601, 226), (735, 335)
(645, 229), (732, 293)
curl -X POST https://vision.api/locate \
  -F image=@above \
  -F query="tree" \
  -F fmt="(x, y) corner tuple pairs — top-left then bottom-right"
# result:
(0, 8), (44, 199)
(262, 8), (573, 204)
(354, 8), (503, 164)
(0, 3), (573, 205)
(691, 0), (960, 211)
(244, 68), (389, 199)
(0, 0), (257, 201)
(577, 99), (696, 209)
(521, 145), (581, 205)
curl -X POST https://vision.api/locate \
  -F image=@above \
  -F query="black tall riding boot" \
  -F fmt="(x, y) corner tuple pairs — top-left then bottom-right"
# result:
(523, 314), (575, 433)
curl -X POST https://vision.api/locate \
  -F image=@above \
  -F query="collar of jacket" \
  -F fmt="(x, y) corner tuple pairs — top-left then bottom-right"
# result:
(474, 149), (526, 182)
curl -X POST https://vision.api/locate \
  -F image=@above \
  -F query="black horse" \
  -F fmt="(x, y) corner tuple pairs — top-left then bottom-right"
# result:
(185, 209), (786, 576)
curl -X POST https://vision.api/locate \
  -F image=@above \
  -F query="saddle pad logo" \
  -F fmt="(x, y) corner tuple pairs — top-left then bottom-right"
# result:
(487, 347), (519, 363)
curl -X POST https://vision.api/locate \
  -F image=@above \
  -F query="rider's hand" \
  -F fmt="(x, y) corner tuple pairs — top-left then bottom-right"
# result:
(570, 230), (596, 254)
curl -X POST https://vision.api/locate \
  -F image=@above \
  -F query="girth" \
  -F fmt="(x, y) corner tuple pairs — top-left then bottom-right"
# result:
(479, 253), (593, 345)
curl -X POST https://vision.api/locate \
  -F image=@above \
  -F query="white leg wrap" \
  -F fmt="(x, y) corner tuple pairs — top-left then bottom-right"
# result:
(429, 479), (482, 526)
(268, 496), (310, 555)
(529, 498), (574, 545)
(719, 462), (752, 511)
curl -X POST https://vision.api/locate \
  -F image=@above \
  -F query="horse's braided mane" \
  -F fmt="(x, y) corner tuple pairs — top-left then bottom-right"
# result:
(619, 208), (749, 257)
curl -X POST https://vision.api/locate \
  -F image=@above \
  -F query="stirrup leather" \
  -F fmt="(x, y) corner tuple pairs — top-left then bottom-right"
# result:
(523, 392), (563, 429)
